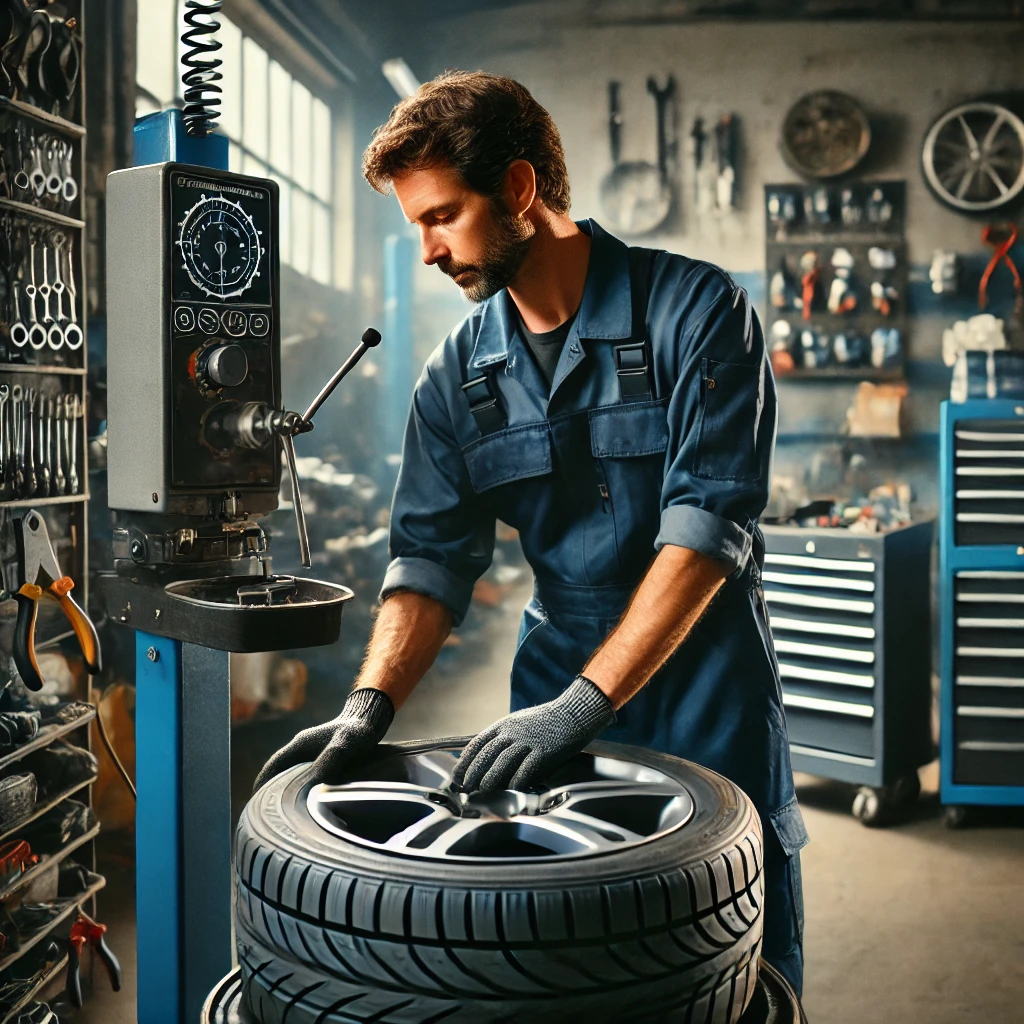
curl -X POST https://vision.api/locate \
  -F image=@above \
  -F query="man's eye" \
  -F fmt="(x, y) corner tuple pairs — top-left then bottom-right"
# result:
(435, 212), (454, 225)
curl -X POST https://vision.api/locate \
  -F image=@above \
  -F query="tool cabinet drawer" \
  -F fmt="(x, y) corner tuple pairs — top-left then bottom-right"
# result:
(953, 421), (1024, 547)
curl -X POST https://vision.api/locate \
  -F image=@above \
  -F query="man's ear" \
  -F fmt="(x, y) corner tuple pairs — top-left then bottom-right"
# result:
(502, 159), (537, 217)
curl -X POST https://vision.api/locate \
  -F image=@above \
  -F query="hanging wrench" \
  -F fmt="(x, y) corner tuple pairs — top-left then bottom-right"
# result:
(29, 135), (46, 197)
(45, 139), (62, 196)
(68, 394), (80, 495)
(63, 244), (82, 351)
(10, 279), (29, 348)
(24, 387), (35, 495)
(25, 242), (47, 350)
(54, 394), (66, 496)
(48, 237), (66, 349)
(12, 385), (24, 497)
(60, 142), (77, 205)
(38, 393), (50, 496)
(0, 383), (8, 489)
(38, 245), (53, 324)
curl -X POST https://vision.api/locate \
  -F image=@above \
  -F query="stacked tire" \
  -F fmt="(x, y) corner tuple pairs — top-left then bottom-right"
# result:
(234, 739), (765, 1024)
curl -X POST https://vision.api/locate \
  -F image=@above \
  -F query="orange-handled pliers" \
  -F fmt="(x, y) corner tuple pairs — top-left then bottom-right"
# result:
(979, 223), (1022, 312)
(12, 509), (101, 691)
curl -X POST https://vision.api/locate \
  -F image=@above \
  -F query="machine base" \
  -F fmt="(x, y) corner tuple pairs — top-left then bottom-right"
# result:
(202, 961), (807, 1024)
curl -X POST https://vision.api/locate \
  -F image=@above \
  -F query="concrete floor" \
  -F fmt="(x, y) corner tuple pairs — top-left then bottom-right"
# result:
(79, 576), (1024, 1023)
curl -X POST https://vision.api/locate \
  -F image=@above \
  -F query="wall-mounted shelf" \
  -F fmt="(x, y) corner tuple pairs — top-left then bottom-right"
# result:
(0, 953), (70, 1024)
(0, 97), (85, 138)
(0, 774), (97, 847)
(776, 366), (905, 383)
(0, 365), (87, 377)
(0, 710), (95, 775)
(0, 875), (105, 974)
(0, 823), (100, 904)
(0, 494), (90, 510)
(0, 198), (85, 230)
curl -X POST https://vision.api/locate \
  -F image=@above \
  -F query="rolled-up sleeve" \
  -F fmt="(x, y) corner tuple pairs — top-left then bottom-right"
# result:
(380, 360), (495, 626)
(655, 278), (776, 575)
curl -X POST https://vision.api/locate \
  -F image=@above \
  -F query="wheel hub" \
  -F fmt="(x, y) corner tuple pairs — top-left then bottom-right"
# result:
(307, 749), (695, 862)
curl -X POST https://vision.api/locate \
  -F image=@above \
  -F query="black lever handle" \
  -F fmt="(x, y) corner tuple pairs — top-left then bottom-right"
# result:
(300, 327), (382, 428)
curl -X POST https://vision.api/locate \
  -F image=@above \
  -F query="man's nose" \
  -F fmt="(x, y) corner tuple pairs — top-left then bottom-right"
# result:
(420, 229), (449, 266)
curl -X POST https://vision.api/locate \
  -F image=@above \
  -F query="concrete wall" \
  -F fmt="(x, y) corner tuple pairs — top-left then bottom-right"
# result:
(387, 10), (1024, 513)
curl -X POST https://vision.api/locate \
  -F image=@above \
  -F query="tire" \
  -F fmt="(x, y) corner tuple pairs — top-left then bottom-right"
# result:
(234, 738), (765, 1024)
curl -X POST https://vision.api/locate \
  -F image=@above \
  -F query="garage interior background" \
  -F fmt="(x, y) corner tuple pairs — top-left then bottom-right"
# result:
(1, 0), (1020, 1022)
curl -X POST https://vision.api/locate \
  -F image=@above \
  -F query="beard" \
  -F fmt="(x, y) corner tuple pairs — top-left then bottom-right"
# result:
(438, 202), (535, 302)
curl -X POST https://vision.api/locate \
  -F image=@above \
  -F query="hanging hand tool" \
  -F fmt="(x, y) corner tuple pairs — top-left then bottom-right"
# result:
(65, 910), (121, 1009)
(12, 509), (101, 691)
(798, 250), (819, 320)
(979, 223), (1023, 320)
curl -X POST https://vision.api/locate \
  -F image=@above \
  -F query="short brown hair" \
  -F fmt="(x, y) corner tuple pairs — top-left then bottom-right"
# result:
(362, 70), (570, 214)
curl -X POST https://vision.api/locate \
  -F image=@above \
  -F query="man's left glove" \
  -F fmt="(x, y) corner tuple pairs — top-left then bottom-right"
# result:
(451, 676), (615, 793)
(252, 687), (394, 792)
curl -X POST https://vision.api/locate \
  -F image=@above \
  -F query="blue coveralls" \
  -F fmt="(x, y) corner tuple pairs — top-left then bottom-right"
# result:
(381, 220), (809, 993)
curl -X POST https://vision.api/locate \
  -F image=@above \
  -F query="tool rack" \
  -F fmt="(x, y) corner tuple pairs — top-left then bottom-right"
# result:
(0, 4), (107, 1016)
(939, 399), (1024, 826)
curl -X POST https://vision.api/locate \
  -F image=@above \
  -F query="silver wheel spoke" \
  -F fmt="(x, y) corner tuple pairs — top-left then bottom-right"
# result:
(982, 112), (1008, 152)
(544, 780), (683, 805)
(959, 114), (980, 153)
(383, 809), (455, 851)
(419, 817), (491, 855)
(542, 807), (645, 846)
(312, 782), (442, 805)
(984, 164), (1010, 196)
(956, 166), (978, 199)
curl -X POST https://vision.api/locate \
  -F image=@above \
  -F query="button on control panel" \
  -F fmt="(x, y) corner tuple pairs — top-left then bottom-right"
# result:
(248, 313), (270, 337)
(197, 308), (220, 334)
(174, 306), (195, 333)
(172, 304), (273, 340)
(221, 309), (247, 337)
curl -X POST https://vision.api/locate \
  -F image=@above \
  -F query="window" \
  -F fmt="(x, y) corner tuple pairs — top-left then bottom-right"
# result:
(135, 3), (348, 289)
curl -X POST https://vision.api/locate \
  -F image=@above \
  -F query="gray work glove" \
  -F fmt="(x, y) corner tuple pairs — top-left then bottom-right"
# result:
(451, 676), (615, 793)
(252, 687), (394, 792)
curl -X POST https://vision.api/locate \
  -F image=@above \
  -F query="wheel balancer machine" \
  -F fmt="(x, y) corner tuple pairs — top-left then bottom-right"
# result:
(99, 13), (380, 1019)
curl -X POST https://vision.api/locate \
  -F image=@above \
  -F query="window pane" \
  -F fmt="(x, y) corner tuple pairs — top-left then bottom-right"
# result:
(311, 201), (331, 285)
(312, 99), (332, 202)
(291, 189), (311, 276)
(138, 0), (176, 104)
(242, 153), (267, 180)
(291, 81), (313, 192)
(229, 142), (243, 173)
(217, 18), (242, 140)
(271, 176), (292, 267)
(242, 37), (269, 159)
(268, 61), (292, 178)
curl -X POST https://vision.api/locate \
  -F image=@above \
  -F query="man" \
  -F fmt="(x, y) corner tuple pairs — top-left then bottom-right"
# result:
(255, 70), (808, 993)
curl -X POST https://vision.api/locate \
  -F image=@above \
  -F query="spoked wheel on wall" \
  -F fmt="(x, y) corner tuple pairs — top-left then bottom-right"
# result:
(233, 739), (768, 1023)
(921, 101), (1024, 214)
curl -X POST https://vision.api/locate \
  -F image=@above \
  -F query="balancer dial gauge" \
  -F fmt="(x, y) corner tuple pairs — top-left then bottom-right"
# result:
(176, 193), (264, 299)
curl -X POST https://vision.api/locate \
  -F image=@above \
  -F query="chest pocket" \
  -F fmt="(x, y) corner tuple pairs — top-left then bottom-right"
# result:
(462, 422), (552, 494)
(589, 399), (670, 458)
(589, 400), (669, 573)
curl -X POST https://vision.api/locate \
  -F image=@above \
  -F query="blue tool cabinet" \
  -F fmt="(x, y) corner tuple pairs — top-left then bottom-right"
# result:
(761, 521), (934, 824)
(939, 399), (1024, 826)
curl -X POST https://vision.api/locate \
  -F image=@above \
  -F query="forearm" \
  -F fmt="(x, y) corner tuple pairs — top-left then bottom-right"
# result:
(583, 544), (730, 709)
(354, 590), (453, 709)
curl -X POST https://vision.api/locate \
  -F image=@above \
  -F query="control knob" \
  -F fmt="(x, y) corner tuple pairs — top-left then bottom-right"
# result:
(193, 341), (249, 391)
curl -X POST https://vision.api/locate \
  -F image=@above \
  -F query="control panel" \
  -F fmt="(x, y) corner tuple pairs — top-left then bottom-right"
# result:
(106, 163), (281, 517)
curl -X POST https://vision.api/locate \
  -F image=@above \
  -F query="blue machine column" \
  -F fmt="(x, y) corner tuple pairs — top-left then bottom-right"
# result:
(131, 109), (233, 1024)
(382, 233), (416, 453)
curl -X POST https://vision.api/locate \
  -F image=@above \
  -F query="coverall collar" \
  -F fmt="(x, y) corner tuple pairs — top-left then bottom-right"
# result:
(469, 218), (632, 371)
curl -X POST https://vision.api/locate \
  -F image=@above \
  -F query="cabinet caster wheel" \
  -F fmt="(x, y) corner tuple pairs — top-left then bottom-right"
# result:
(891, 772), (921, 807)
(852, 786), (884, 826)
(943, 805), (969, 829)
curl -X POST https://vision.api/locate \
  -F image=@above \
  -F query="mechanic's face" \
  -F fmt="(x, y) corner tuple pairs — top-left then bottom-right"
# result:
(393, 164), (534, 302)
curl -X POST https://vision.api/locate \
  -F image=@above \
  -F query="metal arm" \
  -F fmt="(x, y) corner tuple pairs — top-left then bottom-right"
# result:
(281, 327), (382, 567)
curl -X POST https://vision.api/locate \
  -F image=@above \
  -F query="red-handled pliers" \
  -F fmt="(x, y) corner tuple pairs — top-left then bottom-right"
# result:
(979, 223), (1023, 313)
(12, 510), (101, 691)
(65, 910), (122, 1008)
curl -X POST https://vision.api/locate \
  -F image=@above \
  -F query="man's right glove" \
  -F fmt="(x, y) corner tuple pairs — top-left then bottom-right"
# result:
(252, 687), (394, 792)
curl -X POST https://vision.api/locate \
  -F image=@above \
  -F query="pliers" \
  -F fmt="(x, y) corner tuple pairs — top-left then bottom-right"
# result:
(65, 910), (121, 1008)
(12, 510), (100, 691)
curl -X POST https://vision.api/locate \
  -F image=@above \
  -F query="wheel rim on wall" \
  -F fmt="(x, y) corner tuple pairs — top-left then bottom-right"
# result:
(922, 101), (1024, 212)
(307, 749), (696, 862)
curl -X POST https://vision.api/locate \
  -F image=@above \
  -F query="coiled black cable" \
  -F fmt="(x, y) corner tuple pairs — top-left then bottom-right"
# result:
(180, 0), (223, 137)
